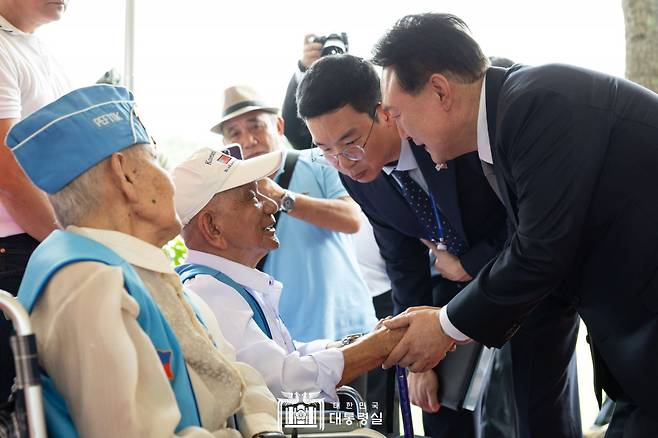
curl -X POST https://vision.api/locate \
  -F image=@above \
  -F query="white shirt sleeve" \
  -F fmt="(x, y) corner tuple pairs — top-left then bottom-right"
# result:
(32, 261), (219, 438)
(189, 276), (344, 401)
(0, 44), (21, 119)
(439, 305), (471, 342)
(294, 339), (332, 356)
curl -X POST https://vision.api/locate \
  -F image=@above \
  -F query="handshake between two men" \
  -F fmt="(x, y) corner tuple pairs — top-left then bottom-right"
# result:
(379, 306), (459, 374)
(329, 304), (458, 387)
(375, 306), (462, 414)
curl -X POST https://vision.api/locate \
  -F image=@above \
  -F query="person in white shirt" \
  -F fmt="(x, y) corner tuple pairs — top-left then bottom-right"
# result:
(172, 147), (405, 401)
(0, 0), (70, 256)
(7, 85), (281, 437)
(0, 0), (71, 400)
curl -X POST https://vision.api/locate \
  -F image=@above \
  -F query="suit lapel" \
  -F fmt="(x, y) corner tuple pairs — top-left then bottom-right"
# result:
(485, 67), (519, 227)
(411, 145), (468, 243)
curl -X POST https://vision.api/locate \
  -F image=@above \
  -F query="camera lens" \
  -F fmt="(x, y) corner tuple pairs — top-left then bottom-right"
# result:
(321, 43), (345, 56)
(321, 40), (345, 56)
(319, 33), (348, 57)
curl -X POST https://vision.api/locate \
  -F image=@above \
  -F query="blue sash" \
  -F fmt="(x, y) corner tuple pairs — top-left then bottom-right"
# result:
(176, 263), (273, 339)
(18, 230), (201, 437)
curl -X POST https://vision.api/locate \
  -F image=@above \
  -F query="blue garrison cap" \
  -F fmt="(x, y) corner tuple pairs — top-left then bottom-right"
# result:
(6, 85), (150, 194)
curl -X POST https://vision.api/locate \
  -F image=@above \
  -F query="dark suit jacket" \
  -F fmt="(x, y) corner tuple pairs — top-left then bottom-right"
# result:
(448, 64), (658, 413)
(340, 144), (507, 314)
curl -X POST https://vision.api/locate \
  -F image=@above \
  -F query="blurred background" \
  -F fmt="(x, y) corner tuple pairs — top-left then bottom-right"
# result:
(40, 0), (626, 166)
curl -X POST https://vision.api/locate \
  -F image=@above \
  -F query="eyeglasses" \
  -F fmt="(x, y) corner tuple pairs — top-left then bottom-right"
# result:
(310, 108), (377, 167)
(223, 119), (268, 144)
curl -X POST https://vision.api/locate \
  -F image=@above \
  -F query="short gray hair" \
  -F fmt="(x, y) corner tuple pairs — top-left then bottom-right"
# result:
(49, 144), (148, 227)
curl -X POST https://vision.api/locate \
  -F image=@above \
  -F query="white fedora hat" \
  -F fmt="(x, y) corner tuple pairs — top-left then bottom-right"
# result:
(210, 85), (279, 134)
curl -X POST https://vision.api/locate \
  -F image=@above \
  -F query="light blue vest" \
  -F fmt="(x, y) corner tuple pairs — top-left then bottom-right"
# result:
(18, 230), (201, 437)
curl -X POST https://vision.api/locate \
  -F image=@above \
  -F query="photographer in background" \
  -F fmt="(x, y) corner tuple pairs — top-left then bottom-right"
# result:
(282, 33), (347, 150)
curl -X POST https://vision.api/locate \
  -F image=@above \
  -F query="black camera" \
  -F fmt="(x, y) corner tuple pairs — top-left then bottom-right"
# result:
(315, 33), (349, 57)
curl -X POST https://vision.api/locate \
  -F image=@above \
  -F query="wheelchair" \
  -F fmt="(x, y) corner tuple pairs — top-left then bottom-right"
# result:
(0, 290), (47, 438)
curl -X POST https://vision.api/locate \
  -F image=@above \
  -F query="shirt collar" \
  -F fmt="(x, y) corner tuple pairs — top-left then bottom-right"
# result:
(185, 249), (282, 294)
(476, 78), (493, 164)
(382, 138), (418, 175)
(68, 226), (175, 274)
(0, 13), (27, 35)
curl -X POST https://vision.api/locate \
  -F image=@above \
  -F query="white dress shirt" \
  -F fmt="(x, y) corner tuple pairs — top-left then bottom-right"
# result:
(476, 78), (494, 165)
(182, 250), (344, 400)
(383, 138), (430, 192)
(439, 79), (493, 343)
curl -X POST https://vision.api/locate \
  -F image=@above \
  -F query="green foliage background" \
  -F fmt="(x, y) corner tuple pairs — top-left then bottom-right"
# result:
(163, 235), (188, 267)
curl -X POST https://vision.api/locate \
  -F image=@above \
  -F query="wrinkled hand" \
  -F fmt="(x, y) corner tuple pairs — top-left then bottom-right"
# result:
(409, 370), (440, 413)
(381, 306), (456, 372)
(374, 316), (392, 331)
(374, 325), (406, 358)
(374, 305), (435, 330)
(421, 239), (472, 282)
(301, 34), (323, 69)
(257, 178), (285, 207)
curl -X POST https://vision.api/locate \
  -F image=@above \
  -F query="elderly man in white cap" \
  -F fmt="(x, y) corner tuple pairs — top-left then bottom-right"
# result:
(172, 147), (405, 402)
(211, 85), (377, 349)
(8, 85), (281, 438)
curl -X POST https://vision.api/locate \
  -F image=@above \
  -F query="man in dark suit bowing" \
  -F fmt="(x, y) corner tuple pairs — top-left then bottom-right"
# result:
(374, 12), (658, 437)
(296, 54), (581, 438)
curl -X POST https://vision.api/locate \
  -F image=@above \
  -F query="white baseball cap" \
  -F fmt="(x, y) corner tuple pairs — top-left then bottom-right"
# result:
(172, 146), (283, 225)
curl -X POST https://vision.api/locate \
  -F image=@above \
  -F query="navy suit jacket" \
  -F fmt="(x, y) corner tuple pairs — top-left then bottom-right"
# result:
(340, 144), (507, 314)
(447, 65), (658, 413)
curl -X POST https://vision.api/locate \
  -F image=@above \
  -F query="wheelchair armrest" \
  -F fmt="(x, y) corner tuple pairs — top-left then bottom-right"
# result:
(0, 290), (47, 438)
(335, 386), (366, 418)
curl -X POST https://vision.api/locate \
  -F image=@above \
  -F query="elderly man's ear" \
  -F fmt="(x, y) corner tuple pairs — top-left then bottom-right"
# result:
(197, 211), (229, 250)
(109, 151), (140, 203)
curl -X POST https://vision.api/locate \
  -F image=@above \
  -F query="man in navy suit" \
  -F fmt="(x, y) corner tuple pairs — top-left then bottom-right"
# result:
(373, 13), (658, 437)
(297, 54), (581, 438)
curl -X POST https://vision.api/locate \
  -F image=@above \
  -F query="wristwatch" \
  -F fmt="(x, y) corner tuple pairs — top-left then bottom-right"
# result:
(341, 333), (365, 346)
(280, 190), (296, 213)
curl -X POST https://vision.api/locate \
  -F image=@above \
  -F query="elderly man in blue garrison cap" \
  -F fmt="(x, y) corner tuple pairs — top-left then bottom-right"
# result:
(7, 85), (281, 438)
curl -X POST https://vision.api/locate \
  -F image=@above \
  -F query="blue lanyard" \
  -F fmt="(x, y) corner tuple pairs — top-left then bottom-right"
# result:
(428, 193), (447, 249)
(396, 366), (414, 438)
